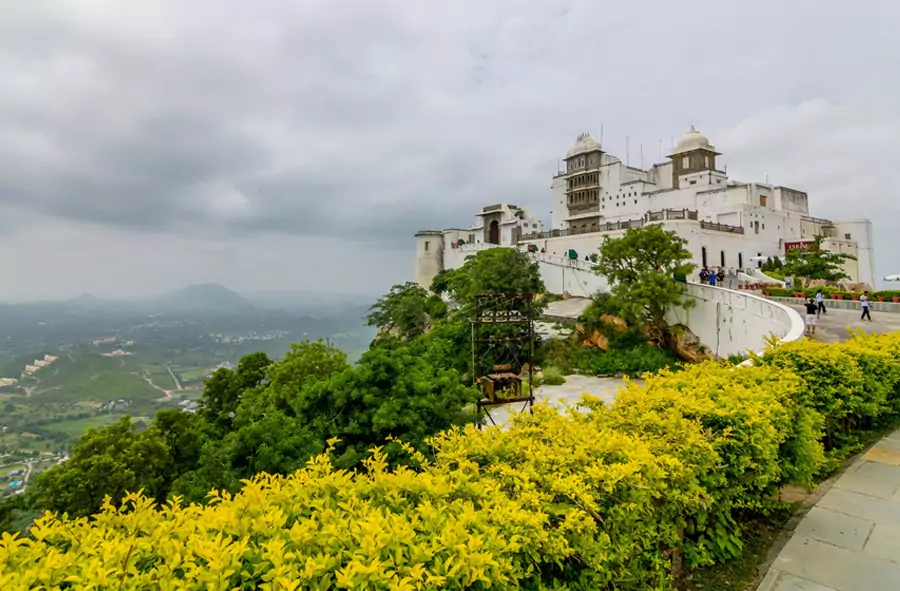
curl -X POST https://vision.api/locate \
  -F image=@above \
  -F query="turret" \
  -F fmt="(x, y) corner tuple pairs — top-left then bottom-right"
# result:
(414, 230), (444, 290)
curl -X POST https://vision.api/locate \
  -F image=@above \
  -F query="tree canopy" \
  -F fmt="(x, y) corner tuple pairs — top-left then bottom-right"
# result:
(18, 247), (539, 522)
(591, 224), (696, 335)
(34, 417), (172, 518)
(365, 282), (440, 340)
(441, 247), (546, 313)
(781, 235), (856, 284)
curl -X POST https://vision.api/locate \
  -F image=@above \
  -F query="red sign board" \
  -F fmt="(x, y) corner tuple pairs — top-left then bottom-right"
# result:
(784, 241), (817, 254)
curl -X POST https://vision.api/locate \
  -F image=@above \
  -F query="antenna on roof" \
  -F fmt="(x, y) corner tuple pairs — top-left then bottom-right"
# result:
(659, 139), (663, 162)
(640, 143), (644, 169)
(600, 123), (604, 148)
(625, 135), (630, 166)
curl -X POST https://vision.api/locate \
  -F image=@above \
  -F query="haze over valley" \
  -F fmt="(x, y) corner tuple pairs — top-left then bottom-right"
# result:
(0, 283), (375, 493)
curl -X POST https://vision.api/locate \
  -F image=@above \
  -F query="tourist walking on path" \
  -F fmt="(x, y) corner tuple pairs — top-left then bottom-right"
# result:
(861, 291), (872, 321)
(815, 290), (826, 316)
(805, 298), (818, 336)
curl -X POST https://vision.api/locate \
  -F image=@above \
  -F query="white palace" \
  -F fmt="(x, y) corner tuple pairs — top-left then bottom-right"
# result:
(414, 126), (876, 291)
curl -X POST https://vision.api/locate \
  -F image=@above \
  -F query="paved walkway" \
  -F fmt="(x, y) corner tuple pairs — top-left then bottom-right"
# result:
(484, 374), (632, 427)
(759, 430), (900, 591)
(790, 305), (900, 343)
(759, 309), (900, 590)
(543, 297), (592, 319)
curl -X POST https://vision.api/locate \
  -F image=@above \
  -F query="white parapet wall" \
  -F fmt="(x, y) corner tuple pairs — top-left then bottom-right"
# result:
(446, 243), (609, 299)
(667, 283), (805, 359)
(444, 243), (802, 358)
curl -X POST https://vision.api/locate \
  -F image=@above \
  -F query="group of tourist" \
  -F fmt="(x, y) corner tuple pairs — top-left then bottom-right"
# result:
(698, 267), (725, 286)
(804, 289), (873, 336)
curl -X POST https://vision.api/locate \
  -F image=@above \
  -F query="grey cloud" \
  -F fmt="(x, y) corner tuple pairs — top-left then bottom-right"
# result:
(1, 0), (900, 299)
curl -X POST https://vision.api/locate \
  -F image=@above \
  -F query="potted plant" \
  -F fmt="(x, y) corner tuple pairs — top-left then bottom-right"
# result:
(834, 293), (844, 300)
(852, 294), (859, 301)
(894, 297), (900, 303)
(878, 295), (885, 302)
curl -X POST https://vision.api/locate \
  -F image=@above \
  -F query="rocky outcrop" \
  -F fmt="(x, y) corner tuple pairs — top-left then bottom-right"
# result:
(665, 324), (712, 364)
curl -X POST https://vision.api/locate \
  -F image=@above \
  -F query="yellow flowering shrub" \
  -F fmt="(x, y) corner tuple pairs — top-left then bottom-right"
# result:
(2, 332), (900, 590)
(752, 331), (900, 451)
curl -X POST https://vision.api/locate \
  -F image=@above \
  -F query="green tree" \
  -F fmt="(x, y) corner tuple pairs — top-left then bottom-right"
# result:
(171, 342), (350, 500)
(154, 409), (209, 477)
(591, 224), (695, 338)
(444, 248), (546, 313)
(292, 339), (480, 469)
(782, 235), (856, 284)
(366, 282), (434, 340)
(429, 268), (457, 296)
(198, 352), (272, 433)
(34, 417), (172, 518)
(266, 340), (350, 410)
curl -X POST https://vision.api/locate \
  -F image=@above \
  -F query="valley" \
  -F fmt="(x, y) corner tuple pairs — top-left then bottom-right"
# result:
(0, 284), (377, 497)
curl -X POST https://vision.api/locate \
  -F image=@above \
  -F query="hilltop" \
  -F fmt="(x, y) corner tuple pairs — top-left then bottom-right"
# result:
(154, 283), (255, 313)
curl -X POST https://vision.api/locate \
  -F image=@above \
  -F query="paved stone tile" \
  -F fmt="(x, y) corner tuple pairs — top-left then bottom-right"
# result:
(833, 461), (900, 499)
(793, 507), (874, 551)
(774, 535), (900, 591)
(864, 523), (900, 564)
(818, 488), (900, 528)
(865, 446), (900, 466)
(770, 573), (839, 591)
(870, 436), (900, 454)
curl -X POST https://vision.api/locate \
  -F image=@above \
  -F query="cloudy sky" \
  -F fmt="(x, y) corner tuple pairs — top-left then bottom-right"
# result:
(1, 0), (898, 301)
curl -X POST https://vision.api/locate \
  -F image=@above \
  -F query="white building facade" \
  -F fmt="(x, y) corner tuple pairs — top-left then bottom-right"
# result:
(415, 126), (876, 291)
(413, 204), (544, 289)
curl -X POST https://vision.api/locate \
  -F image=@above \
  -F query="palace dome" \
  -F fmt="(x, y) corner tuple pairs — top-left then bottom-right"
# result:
(566, 133), (602, 157)
(672, 125), (716, 154)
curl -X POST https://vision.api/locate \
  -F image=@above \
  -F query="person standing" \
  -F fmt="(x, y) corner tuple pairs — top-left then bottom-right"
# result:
(805, 298), (818, 336)
(860, 291), (872, 321)
(708, 270), (717, 286)
(815, 290), (826, 316)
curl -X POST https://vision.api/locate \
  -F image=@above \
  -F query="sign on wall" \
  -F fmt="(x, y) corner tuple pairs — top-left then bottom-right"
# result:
(784, 241), (817, 254)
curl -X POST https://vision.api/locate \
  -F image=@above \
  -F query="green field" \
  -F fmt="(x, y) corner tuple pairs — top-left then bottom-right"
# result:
(42, 414), (126, 437)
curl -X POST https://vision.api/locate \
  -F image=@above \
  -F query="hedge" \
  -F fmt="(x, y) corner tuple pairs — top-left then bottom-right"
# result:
(2, 332), (900, 590)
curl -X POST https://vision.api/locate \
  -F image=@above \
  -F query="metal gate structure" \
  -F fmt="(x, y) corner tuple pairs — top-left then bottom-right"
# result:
(471, 292), (535, 427)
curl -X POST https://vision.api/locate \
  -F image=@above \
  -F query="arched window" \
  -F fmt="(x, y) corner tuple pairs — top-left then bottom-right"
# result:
(701, 246), (708, 267)
(720, 250), (726, 267)
(738, 252), (743, 269)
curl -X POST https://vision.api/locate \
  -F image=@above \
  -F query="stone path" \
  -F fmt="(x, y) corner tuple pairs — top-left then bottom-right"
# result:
(483, 374), (634, 427)
(758, 430), (900, 591)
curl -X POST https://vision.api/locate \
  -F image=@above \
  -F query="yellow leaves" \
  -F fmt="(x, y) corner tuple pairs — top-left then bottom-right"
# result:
(4, 334), (899, 590)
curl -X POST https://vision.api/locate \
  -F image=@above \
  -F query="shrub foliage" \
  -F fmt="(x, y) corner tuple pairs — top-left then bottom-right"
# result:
(3, 332), (900, 590)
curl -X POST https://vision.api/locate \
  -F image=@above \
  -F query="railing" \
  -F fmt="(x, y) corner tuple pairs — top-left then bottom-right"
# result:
(526, 251), (595, 271)
(700, 220), (745, 234)
(520, 218), (645, 241)
(567, 203), (600, 214)
(520, 209), (700, 242)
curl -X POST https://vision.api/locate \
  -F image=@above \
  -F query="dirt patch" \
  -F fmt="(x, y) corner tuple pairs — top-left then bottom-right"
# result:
(777, 485), (812, 503)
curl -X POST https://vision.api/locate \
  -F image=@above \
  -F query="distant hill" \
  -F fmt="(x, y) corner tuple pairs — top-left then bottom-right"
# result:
(156, 284), (255, 313)
(65, 294), (109, 309)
